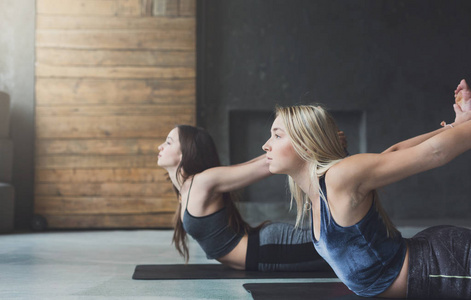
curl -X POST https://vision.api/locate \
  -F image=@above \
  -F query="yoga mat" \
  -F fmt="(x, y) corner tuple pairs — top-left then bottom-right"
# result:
(243, 282), (386, 300)
(132, 264), (337, 280)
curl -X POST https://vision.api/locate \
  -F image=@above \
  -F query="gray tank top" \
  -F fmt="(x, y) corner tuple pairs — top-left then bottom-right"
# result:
(182, 177), (244, 259)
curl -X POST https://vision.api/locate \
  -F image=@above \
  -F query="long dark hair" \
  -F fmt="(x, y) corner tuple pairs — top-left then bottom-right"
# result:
(171, 125), (251, 262)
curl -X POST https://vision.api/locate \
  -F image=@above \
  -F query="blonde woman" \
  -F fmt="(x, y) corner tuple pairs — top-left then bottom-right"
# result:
(262, 80), (471, 298)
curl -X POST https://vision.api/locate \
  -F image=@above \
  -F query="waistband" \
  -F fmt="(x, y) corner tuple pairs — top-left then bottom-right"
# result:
(245, 228), (260, 271)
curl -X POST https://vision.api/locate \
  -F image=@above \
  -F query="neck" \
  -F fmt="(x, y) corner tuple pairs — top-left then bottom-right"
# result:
(166, 167), (184, 192)
(289, 162), (318, 199)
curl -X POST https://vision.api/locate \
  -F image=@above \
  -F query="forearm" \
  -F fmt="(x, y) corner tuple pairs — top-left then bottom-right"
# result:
(383, 100), (471, 154)
(382, 126), (450, 153)
(425, 120), (471, 166)
(208, 154), (272, 193)
(237, 154), (266, 166)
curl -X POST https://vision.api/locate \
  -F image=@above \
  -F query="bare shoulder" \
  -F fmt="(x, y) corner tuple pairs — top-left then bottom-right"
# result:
(186, 172), (213, 194)
(182, 174), (223, 215)
(324, 155), (377, 225)
(324, 154), (380, 200)
(325, 154), (374, 188)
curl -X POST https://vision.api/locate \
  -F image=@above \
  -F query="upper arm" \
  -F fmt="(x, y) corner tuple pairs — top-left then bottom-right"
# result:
(196, 154), (272, 194)
(335, 142), (440, 196)
(336, 120), (471, 198)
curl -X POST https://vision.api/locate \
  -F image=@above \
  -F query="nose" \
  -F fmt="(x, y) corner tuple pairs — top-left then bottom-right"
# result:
(262, 139), (271, 152)
(158, 143), (164, 151)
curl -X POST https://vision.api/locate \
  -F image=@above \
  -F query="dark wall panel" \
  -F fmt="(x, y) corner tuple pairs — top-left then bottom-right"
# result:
(198, 0), (471, 223)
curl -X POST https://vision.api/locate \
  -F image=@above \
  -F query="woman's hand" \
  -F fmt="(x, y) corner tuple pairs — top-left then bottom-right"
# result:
(454, 79), (471, 112)
(441, 80), (471, 127)
(454, 103), (471, 125)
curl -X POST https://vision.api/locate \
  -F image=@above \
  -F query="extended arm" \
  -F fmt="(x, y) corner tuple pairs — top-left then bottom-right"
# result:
(331, 100), (471, 200)
(197, 154), (272, 194)
(350, 118), (471, 194)
(383, 103), (471, 153)
(194, 130), (346, 193)
(382, 126), (450, 153)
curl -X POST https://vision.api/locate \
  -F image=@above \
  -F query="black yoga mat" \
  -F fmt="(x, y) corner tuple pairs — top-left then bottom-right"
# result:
(132, 264), (337, 280)
(243, 282), (386, 300)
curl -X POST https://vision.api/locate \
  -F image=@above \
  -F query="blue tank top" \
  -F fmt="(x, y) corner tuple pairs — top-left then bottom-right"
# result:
(182, 178), (244, 259)
(311, 177), (407, 297)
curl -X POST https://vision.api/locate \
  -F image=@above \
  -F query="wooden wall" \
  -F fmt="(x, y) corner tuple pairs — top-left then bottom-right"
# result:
(34, 0), (195, 228)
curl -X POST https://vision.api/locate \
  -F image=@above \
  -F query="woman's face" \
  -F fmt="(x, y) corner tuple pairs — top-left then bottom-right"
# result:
(157, 127), (182, 169)
(262, 116), (305, 175)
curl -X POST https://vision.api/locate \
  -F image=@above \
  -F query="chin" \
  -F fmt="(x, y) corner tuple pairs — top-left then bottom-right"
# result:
(269, 166), (282, 174)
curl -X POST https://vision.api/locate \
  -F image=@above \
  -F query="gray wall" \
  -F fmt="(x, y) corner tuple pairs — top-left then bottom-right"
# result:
(0, 1), (36, 229)
(197, 0), (471, 225)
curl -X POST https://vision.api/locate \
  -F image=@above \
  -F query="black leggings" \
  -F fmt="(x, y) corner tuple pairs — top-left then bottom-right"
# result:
(245, 222), (330, 271)
(407, 225), (471, 299)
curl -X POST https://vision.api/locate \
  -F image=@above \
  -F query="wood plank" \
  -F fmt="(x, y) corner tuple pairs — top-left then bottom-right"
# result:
(37, 15), (194, 30)
(35, 78), (195, 106)
(35, 168), (169, 183)
(36, 138), (161, 155)
(36, 64), (195, 79)
(36, 48), (195, 67)
(40, 213), (174, 228)
(36, 114), (194, 139)
(35, 182), (174, 197)
(37, 0), (118, 15)
(117, 0), (141, 16)
(36, 155), (157, 169)
(36, 104), (194, 116)
(37, 0), (141, 16)
(35, 196), (177, 214)
(36, 29), (195, 50)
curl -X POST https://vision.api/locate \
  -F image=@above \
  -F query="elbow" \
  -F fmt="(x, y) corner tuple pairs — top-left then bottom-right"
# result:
(436, 152), (455, 168)
(429, 146), (451, 168)
(432, 152), (447, 168)
(388, 145), (400, 153)
(383, 144), (400, 153)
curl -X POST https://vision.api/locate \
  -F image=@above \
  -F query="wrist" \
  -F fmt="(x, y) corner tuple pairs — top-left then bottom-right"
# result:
(440, 121), (455, 128)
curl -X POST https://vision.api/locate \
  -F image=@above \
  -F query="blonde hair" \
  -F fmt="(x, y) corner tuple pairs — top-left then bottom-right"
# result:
(276, 105), (398, 236)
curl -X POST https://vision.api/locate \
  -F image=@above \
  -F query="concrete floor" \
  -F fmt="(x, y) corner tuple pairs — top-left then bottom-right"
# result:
(0, 226), (456, 299)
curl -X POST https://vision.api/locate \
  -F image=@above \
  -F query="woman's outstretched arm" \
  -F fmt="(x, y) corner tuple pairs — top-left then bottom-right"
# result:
(199, 129), (347, 194)
(329, 82), (471, 205)
(335, 116), (471, 199)
(196, 154), (272, 194)
(384, 84), (471, 153)
(382, 105), (459, 153)
(383, 80), (471, 153)
(383, 126), (450, 154)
